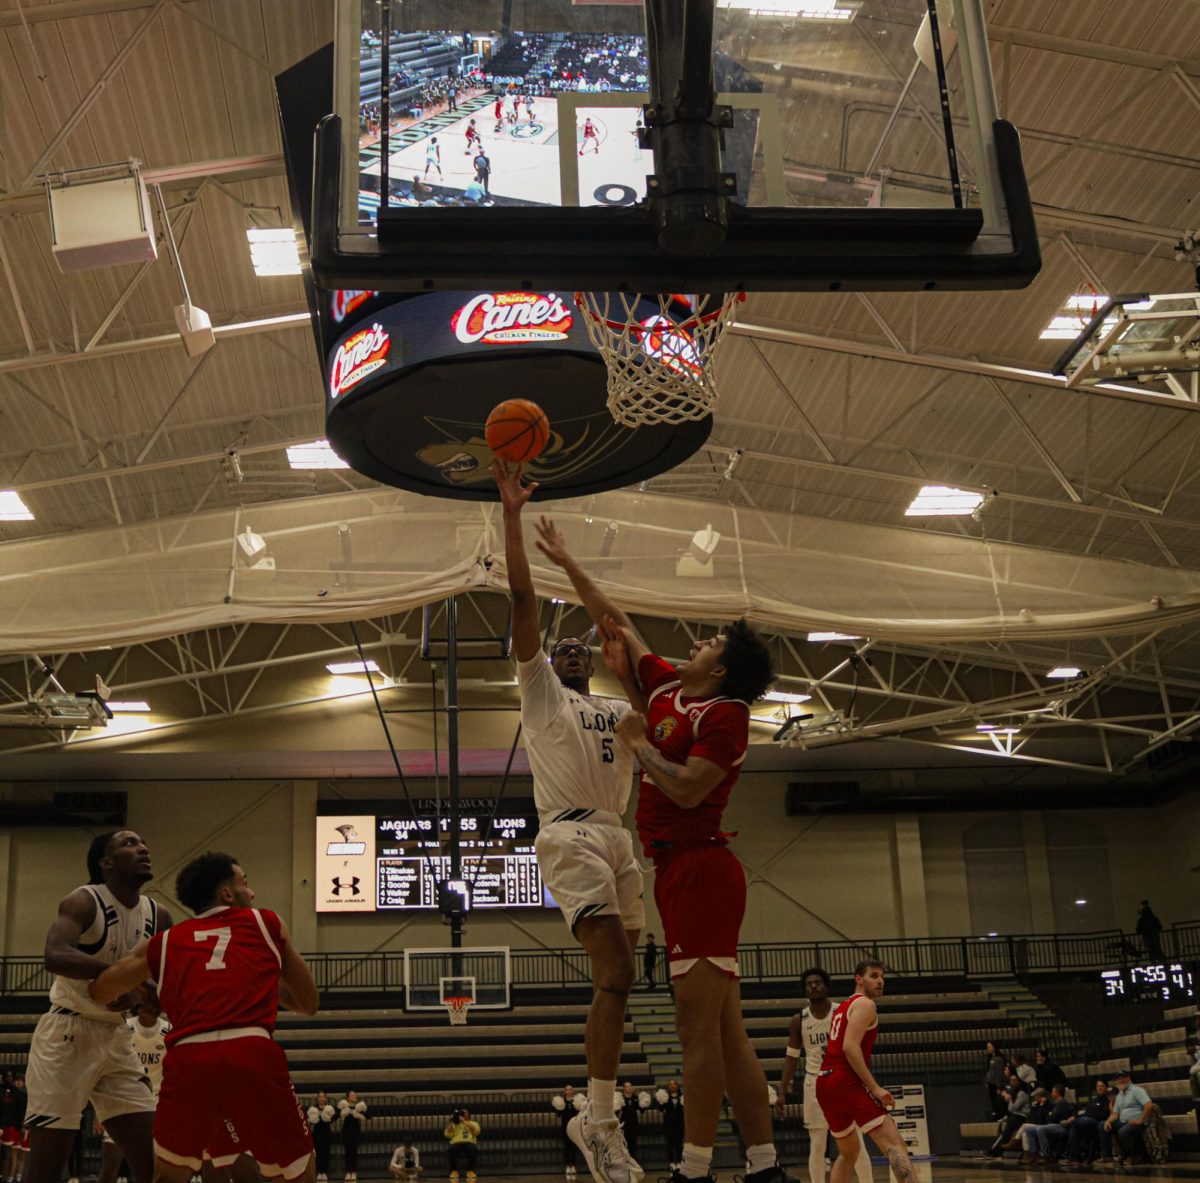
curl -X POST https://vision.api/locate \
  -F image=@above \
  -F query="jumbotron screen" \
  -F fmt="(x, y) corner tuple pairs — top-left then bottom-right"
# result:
(315, 800), (555, 913)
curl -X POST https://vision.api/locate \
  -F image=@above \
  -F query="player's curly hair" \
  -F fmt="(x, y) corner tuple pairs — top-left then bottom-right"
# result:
(717, 618), (775, 703)
(176, 851), (239, 914)
(801, 965), (831, 989)
(86, 831), (119, 884)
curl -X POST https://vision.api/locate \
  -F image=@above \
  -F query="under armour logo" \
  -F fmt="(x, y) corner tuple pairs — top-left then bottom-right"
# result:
(330, 877), (361, 896)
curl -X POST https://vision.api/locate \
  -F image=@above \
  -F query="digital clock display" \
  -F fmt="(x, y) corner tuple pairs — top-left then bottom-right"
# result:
(1100, 963), (1195, 1004)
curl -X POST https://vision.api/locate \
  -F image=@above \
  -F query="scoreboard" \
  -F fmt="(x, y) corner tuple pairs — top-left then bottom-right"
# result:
(1099, 962), (1195, 1004)
(316, 799), (554, 913)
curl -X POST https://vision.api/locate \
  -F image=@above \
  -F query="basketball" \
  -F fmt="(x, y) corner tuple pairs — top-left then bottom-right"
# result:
(485, 399), (551, 464)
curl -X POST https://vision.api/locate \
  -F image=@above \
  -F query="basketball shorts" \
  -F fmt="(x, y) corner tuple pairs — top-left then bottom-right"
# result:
(652, 844), (746, 979)
(815, 1070), (886, 1139)
(25, 1010), (155, 1129)
(803, 1075), (827, 1130)
(1, 1126), (26, 1148)
(154, 1033), (311, 1180)
(535, 816), (645, 933)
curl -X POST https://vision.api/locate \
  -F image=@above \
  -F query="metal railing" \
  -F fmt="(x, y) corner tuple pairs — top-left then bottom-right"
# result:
(2, 920), (1196, 1000)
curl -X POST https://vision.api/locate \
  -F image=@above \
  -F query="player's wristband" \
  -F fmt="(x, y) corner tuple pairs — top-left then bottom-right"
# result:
(785, 1046), (802, 1059)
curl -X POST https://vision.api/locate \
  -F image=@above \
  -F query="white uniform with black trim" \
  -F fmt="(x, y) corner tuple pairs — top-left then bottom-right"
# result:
(800, 1007), (831, 1129)
(128, 1015), (169, 1094)
(518, 653), (644, 932)
(26, 885), (160, 1129)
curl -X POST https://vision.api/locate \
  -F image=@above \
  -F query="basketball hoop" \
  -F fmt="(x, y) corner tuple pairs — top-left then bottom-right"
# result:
(574, 292), (745, 427)
(444, 995), (472, 1025)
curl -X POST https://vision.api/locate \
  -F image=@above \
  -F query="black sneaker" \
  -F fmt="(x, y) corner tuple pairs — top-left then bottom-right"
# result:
(742, 1166), (802, 1183)
(668, 1172), (715, 1183)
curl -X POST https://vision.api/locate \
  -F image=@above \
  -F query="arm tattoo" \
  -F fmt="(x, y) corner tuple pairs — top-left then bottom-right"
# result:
(634, 742), (687, 785)
(886, 1144), (913, 1183)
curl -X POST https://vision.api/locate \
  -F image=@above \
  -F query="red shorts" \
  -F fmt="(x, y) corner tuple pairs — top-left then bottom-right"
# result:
(815, 1070), (887, 1138)
(653, 844), (746, 978)
(154, 1035), (311, 1179)
(2, 1126), (28, 1150)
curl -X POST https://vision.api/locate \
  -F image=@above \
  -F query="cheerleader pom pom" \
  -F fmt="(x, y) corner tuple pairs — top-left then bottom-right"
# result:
(552, 1096), (566, 1112)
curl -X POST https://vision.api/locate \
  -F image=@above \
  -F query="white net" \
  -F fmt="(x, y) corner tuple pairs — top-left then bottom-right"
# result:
(444, 997), (471, 1025)
(573, 291), (743, 426)
(1, 486), (1199, 651)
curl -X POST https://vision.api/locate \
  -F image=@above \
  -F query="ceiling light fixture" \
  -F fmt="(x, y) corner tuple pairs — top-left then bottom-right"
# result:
(905, 484), (986, 517)
(286, 439), (350, 469)
(763, 690), (813, 704)
(1075, 898), (1087, 906)
(325, 659), (381, 675)
(247, 227), (302, 276)
(1046, 665), (1083, 678)
(107, 701), (152, 713)
(807, 631), (860, 642)
(0, 491), (34, 521)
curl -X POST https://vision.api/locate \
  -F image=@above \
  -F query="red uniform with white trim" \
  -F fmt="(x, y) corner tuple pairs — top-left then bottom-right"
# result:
(146, 907), (312, 1179)
(635, 653), (751, 978)
(815, 994), (885, 1138)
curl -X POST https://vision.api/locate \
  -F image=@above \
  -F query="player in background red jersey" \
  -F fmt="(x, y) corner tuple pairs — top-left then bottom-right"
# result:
(816, 960), (915, 1183)
(531, 517), (793, 1183)
(89, 853), (319, 1183)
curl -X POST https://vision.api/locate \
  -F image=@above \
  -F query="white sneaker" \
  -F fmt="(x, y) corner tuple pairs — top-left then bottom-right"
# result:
(567, 1109), (644, 1183)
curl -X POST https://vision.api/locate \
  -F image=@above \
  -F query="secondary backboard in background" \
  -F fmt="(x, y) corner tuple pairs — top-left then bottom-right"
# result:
(403, 946), (512, 1011)
(311, 0), (1039, 293)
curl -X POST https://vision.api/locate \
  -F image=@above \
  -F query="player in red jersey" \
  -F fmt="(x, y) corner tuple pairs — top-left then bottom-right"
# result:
(579, 118), (600, 156)
(816, 960), (915, 1183)
(88, 852), (320, 1183)
(531, 517), (792, 1183)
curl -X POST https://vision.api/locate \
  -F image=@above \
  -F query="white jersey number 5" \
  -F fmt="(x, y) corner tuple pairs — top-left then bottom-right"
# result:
(195, 926), (232, 970)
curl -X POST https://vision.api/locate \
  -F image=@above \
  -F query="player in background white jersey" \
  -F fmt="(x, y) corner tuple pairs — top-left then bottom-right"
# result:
(98, 1004), (171, 1183)
(493, 460), (644, 1183)
(24, 832), (171, 1183)
(777, 969), (872, 1183)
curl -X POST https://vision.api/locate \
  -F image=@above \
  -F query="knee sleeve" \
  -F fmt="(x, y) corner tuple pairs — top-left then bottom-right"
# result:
(808, 1129), (828, 1183)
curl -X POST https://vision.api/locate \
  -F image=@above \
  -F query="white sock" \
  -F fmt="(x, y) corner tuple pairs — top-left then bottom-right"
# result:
(809, 1128), (829, 1183)
(588, 1078), (617, 1122)
(746, 1144), (778, 1174)
(854, 1132), (873, 1183)
(681, 1144), (713, 1180)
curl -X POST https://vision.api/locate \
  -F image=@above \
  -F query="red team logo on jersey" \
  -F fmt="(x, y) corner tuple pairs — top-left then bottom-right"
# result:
(329, 324), (390, 399)
(451, 292), (573, 344)
(654, 716), (678, 742)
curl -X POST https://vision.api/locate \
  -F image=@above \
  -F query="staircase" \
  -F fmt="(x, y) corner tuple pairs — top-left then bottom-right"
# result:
(979, 979), (1086, 1059)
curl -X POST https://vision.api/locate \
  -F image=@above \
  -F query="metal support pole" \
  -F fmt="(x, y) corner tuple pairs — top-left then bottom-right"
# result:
(446, 594), (463, 949)
(380, 0), (391, 210)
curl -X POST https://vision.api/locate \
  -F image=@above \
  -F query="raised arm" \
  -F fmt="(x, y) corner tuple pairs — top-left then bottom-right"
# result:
(493, 460), (543, 663)
(598, 616), (647, 713)
(533, 516), (649, 667)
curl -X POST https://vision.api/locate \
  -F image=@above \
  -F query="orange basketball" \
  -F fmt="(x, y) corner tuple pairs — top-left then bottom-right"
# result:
(485, 399), (551, 464)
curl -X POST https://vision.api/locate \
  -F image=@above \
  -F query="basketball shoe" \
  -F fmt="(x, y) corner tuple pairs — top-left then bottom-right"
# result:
(568, 1109), (644, 1183)
(738, 1165), (802, 1183)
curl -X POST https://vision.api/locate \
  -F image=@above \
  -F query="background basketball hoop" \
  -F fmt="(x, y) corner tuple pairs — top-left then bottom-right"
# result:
(574, 291), (744, 426)
(444, 995), (472, 1025)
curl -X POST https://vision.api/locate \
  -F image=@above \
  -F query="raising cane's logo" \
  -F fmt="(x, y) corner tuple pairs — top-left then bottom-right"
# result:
(330, 289), (379, 323)
(329, 323), (390, 399)
(452, 292), (573, 345)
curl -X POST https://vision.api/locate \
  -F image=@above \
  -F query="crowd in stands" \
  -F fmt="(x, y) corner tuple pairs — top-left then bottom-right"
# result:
(982, 1047), (1172, 1167)
(467, 32), (648, 96)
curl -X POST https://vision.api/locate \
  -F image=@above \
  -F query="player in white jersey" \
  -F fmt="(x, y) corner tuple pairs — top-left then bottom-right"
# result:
(24, 831), (171, 1183)
(98, 1004), (171, 1183)
(493, 460), (644, 1183)
(777, 969), (872, 1183)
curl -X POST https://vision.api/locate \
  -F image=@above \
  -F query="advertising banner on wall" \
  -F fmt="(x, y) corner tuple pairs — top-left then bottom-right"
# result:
(881, 1084), (931, 1158)
(315, 815), (377, 913)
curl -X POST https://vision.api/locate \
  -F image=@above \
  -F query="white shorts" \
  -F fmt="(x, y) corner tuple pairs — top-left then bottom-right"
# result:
(535, 816), (645, 933)
(804, 1076), (827, 1130)
(25, 1010), (156, 1129)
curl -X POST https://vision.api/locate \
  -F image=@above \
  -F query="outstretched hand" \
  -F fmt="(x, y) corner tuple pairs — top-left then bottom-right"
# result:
(598, 614), (629, 679)
(491, 459), (539, 512)
(615, 711), (648, 749)
(533, 515), (572, 568)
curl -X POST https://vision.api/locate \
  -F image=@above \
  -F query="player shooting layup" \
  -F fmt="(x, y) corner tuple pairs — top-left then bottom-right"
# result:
(816, 960), (916, 1183)
(90, 851), (319, 1183)
(493, 462), (643, 1183)
(533, 517), (794, 1183)
(24, 832), (172, 1183)
(778, 968), (872, 1183)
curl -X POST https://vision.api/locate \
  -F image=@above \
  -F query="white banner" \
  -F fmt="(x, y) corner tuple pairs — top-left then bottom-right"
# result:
(315, 815), (377, 913)
(883, 1084), (931, 1158)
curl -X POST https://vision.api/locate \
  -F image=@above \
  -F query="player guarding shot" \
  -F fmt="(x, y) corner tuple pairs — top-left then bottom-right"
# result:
(532, 519), (795, 1183)
(423, 137), (442, 180)
(89, 852), (320, 1183)
(816, 960), (916, 1183)
(23, 832), (172, 1183)
(778, 969), (872, 1183)
(492, 462), (643, 1183)
(579, 118), (600, 156)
